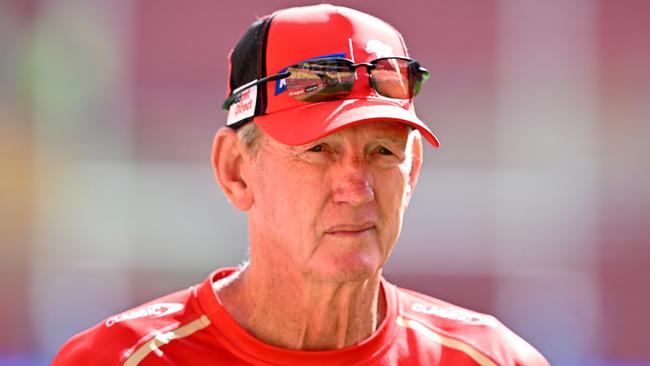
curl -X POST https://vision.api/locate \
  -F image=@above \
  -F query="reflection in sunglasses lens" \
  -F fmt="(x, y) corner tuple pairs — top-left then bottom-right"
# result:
(286, 60), (354, 102)
(371, 59), (411, 99)
(283, 58), (425, 102)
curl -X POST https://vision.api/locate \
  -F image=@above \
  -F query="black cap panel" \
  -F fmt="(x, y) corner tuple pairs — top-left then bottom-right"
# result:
(228, 15), (274, 123)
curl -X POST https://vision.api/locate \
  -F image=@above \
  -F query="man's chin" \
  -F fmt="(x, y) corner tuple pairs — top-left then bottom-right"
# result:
(309, 252), (384, 283)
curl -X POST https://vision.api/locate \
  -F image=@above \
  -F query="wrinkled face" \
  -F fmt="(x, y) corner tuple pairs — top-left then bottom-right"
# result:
(244, 121), (420, 283)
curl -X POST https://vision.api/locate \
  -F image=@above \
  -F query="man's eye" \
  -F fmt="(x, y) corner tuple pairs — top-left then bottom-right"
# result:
(307, 144), (324, 153)
(378, 147), (394, 155)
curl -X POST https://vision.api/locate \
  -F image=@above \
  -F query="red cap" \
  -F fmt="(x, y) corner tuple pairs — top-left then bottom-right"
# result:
(225, 5), (440, 147)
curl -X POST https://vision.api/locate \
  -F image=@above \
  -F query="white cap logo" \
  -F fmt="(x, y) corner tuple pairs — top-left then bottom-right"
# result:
(365, 40), (394, 58)
(227, 85), (258, 126)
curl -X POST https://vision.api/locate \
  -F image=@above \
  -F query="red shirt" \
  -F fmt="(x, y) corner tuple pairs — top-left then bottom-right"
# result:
(53, 268), (549, 365)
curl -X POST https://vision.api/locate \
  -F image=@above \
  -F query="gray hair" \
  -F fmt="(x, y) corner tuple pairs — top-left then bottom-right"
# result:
(236, 122), (263, 155)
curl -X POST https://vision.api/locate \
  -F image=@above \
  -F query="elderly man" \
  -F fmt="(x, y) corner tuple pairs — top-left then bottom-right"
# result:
(54, 5), (549, 365)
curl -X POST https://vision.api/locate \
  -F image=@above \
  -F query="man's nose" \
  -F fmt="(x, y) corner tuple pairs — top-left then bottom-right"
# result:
(331, 156), (375, 206)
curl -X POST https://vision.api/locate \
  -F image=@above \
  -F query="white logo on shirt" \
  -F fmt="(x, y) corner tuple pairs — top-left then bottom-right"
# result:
(411, 303), (498, 327)
(105, 303), (184, 327)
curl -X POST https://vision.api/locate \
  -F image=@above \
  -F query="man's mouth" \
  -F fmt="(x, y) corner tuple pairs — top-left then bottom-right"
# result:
(325, 223), (376, 236)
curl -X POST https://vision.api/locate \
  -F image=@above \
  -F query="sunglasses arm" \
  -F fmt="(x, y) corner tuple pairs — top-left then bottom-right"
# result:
(223, 71), (291, 110)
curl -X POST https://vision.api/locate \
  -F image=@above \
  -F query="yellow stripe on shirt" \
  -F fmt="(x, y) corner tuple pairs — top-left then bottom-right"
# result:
(123, 315), (211, 366)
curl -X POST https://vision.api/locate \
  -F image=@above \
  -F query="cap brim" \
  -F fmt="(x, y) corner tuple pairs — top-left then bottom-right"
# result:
(253, 98), (440, 147)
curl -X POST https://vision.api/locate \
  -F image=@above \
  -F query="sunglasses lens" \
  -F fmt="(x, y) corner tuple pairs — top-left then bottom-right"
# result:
(285, 59), (354, 102)
(371, 58), (429, 99)
(370, 58), (412, 99)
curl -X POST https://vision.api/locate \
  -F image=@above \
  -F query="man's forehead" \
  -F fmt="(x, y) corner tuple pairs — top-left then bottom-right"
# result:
(286, 121), (411, 147)
(312, 121), (409, 143)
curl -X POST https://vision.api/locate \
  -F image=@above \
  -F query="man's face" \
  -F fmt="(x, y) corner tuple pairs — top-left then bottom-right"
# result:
(243, 121), (420, 283)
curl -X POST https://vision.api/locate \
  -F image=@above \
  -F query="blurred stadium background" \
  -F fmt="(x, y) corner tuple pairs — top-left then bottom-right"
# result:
(1, 0), (649, 364)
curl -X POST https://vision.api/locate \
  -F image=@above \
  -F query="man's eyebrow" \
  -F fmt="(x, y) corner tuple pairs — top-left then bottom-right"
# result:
(290, 136), (331, 150)
(284, 142), (315, 153)
(374, 136), (407, 145)
(285, 132), (407, 151)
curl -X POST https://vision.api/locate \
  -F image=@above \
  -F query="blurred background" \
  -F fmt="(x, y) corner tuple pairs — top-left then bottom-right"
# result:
(1, 0), (649, 364)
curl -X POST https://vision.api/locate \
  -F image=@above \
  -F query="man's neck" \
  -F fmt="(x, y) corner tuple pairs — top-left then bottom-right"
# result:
(215, 262), (387, 350)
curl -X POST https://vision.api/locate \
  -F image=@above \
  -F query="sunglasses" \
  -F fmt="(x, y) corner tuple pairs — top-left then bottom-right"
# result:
(223, 57), (430, 111)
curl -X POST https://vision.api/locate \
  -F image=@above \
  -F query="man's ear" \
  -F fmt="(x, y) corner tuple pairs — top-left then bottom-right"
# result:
(211, 127), (254, 211)
(404, 132), (423, 208)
